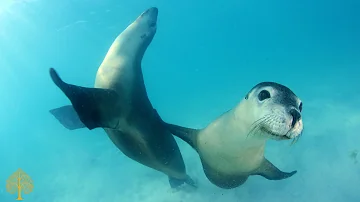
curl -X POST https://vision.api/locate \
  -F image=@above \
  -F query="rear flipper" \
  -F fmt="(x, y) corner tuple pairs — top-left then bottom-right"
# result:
(168, 175), (198, 189)
(252, 158), (297, 180)
(50, 105), (86, 130)
(49, 68), (120, 130)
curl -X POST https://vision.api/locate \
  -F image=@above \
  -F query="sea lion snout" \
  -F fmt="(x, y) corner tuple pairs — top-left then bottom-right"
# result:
(139, 7), (158, 28)
(289, 108), (301, 128)
(141, 7), (158, 17)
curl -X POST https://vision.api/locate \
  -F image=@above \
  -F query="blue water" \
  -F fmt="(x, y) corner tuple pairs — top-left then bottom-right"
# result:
(0, 0), (359, 201)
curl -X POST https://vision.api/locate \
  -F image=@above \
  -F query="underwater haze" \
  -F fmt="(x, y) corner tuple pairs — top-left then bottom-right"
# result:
(0, 0), (359, 201)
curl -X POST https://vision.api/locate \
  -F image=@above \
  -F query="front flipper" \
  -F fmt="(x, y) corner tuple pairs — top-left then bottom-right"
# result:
(49, 68), (120, 130)
(252, 158), (297, 180)
(50, 105), (85, 130)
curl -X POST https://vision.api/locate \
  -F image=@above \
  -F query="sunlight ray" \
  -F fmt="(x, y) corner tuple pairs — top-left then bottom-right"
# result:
(0, 0), (40, 91)
(0, 0), (38, 39)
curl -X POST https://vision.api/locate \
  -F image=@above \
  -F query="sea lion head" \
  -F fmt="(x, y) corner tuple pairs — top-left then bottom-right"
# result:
(243, 82), (303, 142)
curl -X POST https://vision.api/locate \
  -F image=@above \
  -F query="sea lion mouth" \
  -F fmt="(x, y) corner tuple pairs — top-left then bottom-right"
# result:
(259, 125), (303, 145)
(247, 124), (290, 140)
(260, 126), (290, 140)
(247, 114), (297, 141)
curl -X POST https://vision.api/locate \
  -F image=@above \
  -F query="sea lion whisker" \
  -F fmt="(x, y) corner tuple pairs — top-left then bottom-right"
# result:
(247, 115), (272, 138)
(247, 116), (269, 138)
(247, 118), (266, 138)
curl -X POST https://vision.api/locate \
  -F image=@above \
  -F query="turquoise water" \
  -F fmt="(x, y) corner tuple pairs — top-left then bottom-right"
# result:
(0, 0), (359, 201)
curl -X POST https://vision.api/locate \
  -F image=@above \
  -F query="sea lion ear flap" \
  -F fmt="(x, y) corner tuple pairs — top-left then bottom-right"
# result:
(252, 158), (297, 181)
(49, 68), (120, 130)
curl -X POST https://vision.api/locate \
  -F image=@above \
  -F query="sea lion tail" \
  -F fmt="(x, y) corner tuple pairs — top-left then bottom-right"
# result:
(49, 67), (120, 130)
(168, 175), (198, 189)
(184, 175), (198, 188)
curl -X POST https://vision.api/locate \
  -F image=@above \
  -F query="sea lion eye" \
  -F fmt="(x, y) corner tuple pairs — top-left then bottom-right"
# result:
(299, 102), (303, 112)
(258, 90), (271, 101)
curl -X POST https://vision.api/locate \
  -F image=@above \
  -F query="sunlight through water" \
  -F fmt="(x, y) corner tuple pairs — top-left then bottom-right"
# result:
(0, 0), (38, 129)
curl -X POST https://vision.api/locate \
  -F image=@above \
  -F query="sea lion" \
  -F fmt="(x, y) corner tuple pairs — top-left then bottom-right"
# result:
(163, 82), (303, 189)
(48, 7), (196, 189)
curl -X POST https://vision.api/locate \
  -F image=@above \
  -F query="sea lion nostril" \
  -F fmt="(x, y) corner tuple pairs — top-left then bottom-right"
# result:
(289, 108), (301, 127)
